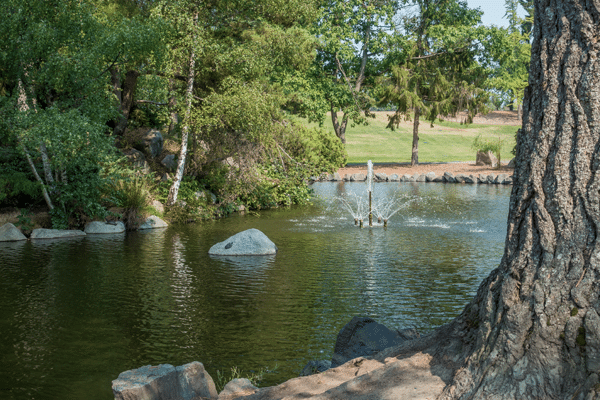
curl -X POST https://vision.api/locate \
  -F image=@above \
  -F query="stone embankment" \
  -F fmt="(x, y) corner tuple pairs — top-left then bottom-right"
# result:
(312, 170), (514, 185)
(112, 316), (448, 400)
(0, 215), (168, 242)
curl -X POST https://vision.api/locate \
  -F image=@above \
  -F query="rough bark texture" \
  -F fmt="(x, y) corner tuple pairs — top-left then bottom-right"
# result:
(412, 107), (420, 167)
(113, 70), (140, 137)
(431, 1), (600, 398)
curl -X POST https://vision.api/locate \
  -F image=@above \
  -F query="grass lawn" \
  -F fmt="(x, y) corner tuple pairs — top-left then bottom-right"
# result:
(304, 111), (519, 164)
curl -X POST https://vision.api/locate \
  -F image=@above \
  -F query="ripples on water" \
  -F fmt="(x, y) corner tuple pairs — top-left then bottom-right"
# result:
(0, 182), (510, 399)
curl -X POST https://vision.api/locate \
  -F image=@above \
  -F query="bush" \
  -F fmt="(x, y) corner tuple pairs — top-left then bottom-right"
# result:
(472, 134), (504, 166)
(105, 174), (152, 230)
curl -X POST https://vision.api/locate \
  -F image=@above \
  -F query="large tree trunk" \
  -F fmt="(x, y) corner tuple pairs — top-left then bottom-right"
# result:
(112, 70), (140, 137)
(434, 1), (600, 398)
(411, 107), (420, 166)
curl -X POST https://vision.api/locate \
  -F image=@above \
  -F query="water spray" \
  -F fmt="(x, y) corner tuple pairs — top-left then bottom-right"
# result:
(367, 160), (373, 227)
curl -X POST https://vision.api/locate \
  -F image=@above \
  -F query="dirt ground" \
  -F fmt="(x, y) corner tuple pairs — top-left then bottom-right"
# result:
(338, 110), (518, 178)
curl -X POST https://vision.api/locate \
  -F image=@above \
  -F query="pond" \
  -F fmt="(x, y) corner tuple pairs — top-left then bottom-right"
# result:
(0, 182), (511, 399)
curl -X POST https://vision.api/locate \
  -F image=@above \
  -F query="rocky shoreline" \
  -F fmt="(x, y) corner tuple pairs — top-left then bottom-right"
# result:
(312, 170), (514, 185)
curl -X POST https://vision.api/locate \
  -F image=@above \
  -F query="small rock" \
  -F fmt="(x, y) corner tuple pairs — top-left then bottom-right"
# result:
(0, 223), (27, 242)
(218, 378), (258, 400)
(331, 172), (341, 181)
(455, 174), (467, 183)
(478, 174), (487, 184)
(134, 129), (163, 159)
(208, 228), (277, 256)
(432, 176), (444, 183)
(139, 215), (168, 230)
(151, 200), (165, 214)
(486, 174), (496, 184)
(443, 172), (456, 183)
(476, 150), (498, 168)
(300, 360), (332, 376)
(414, 174), (426, 182)
(343, 174), (351, 181)
(374, 172), (388, 182)
(331, 316), (407, 368)
(123, 148), (150, 174)
(112, 361), (217, 400)
(389, 174), (400, 182)
(401, 174), (414, 182)
(84, 221), (126, 234)
(30, 228), (86, 239)
(350, 173), (366, 182)
(496, 174), (508, 184)
(425, 172), (436, 182)
(161, 154), (177, 171)
(465, 175), (476, 184)
(508, 158), (516, 168)
(503, 175), (514, 184)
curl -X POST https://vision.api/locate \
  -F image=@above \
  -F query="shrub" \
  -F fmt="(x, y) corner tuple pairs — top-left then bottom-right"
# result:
(472, 134), (504, 166)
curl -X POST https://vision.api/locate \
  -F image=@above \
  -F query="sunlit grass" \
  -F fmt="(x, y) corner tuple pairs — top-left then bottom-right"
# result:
(303, 111), (519, 164)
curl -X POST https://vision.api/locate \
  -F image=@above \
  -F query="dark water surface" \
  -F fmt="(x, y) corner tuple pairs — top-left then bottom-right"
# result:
(0, 182), (511, 399)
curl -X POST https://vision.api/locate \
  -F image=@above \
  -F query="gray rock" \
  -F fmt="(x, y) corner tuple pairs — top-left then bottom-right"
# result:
(508, 157), (516, 168)
(135, 128), (163, 159)
(0, 223), (27, 241)
(465, 175), (476, 184)
(343, 174), (350, 181)
(443, 172), (456, 183)
(84, 221), (126, 234)
(331, 316), (406, 367)
(300, 360), (332, 376)
(503, 175), (514, 184)
(486, 174), (496, 184)
(414, 174), (426, 182)
(112, 361), (217, 400)
(123, 148), (150, 174)
(389, 174), (400, 182)
(495, 173), (508, 184)
(30, 228), (86, 239)
(350, 173), (366, 182)
(400, 174), (413, 182)
(218, 378), (258, 400)
(476, 150), (498, 168)
(195, 191), (217, 204)
(454, 174), (468, 183)
(478, 174), (488, 184)
(161, 154), (177, 171)
(331, 172), (341, 181)
(397, 328), (420, 341)
(374, 172), (388, 182)
(208, 228), (277, 256)
(151, 200), (165, 214)
(425, 172), (436, 182)
(139, 215), (168, 230)
(432, 175), (444, 183)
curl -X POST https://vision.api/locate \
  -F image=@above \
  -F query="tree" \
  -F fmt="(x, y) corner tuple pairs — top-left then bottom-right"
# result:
(486, 0), (532, 118)
(310, 0), (398, 144)
(391, 1), (600, 398)
(378, 0), (489, 166)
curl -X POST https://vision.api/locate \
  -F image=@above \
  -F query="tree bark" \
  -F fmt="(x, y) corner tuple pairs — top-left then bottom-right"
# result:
(166, 13), (198, 206)
(411, 107), (420, 166)
(433, 1), (600, 398)
(330, 106), (348, 144)
(112, 70), (140, 137)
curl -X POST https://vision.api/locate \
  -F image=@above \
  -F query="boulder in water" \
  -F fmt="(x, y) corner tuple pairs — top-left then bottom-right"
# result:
(209, 228), (277, 256)
(0, 223), (27, 241)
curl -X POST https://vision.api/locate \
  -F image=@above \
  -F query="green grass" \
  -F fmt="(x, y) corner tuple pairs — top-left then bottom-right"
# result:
(304, 111), (518, 164)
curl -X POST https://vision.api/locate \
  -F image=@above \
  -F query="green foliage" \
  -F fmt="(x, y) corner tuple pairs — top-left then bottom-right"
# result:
(0, 147), (41, 206)
(214, 365), (277, 393)
(15, 209), (34, 235)
(576, 326), (586, 347)
(571, 307), (579, 317)
(472, 134), (504, 163)
(105, 173), (153, 229)
(156, 177), (216, 223)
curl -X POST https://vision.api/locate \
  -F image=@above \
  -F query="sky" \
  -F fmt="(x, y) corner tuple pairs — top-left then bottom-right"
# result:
(466, 0), (525, 28)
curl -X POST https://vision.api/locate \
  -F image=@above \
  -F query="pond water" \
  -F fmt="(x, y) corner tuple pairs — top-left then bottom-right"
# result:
(0, 182), (511, 399)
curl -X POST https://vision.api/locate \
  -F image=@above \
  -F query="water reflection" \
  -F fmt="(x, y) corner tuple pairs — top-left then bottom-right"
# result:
(0, 182), (511, 399)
